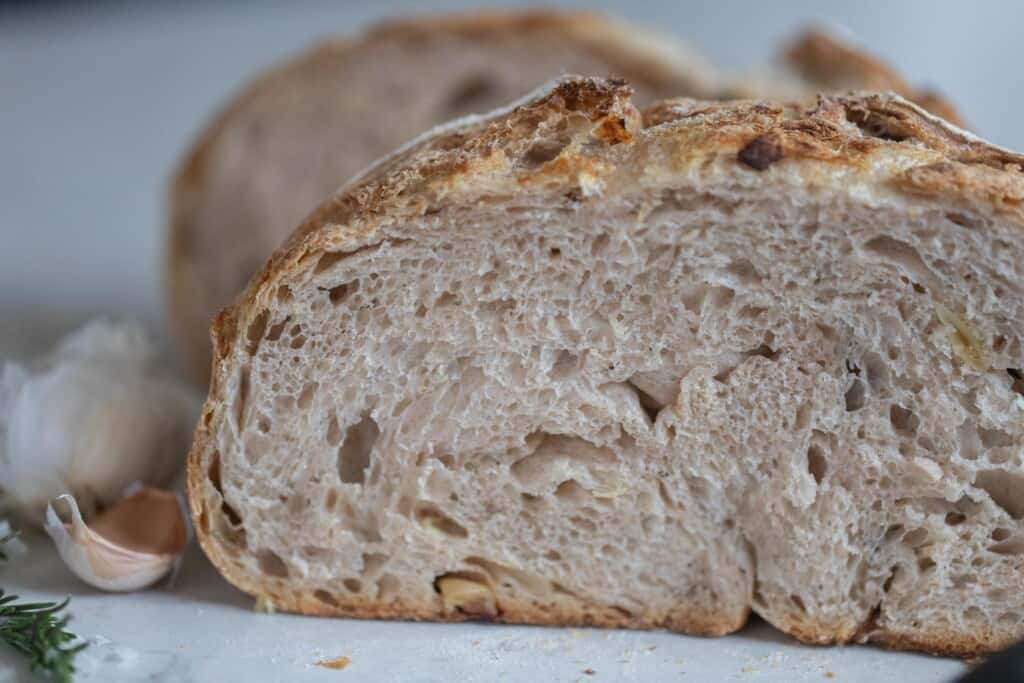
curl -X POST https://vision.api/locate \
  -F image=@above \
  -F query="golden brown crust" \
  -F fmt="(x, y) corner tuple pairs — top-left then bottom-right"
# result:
(188, 77), (1023, 659)
(783, 29), (966, 127)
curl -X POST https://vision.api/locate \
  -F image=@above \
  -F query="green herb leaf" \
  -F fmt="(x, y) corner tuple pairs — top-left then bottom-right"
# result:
(0, 589), (87, 682)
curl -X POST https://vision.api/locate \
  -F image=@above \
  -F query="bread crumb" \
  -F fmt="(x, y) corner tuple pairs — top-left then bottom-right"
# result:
(824, 673), (835, 679)
(316, 655), (351, 670)
(582, 669), (596, 676)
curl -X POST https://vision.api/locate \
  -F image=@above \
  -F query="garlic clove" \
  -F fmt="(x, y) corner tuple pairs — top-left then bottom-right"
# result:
(44, 487), (189, 592)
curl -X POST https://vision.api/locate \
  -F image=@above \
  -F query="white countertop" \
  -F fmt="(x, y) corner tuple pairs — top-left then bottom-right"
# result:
(1, 533), (967, 683)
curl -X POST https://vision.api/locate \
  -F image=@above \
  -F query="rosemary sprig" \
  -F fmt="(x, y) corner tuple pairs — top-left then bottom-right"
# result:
(0, 590), (87, 682)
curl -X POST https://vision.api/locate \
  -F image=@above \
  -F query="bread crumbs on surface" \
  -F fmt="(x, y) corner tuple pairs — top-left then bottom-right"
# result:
(582, 669), (596, 676)
(824, 673), (835, 679)
(316, 655), (351, 670)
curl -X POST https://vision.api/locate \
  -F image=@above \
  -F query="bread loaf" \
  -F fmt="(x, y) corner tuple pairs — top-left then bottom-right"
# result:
(187, 76), (1024, 657)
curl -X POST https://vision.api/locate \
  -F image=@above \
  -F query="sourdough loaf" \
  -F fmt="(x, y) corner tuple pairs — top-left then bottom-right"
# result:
(188, 76), (1024, 657)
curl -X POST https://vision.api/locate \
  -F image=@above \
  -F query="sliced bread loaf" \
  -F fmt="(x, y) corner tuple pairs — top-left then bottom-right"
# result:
(187, 76), (1024, 657)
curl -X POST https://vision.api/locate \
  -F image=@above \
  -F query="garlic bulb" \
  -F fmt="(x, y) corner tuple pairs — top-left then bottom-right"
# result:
(45, 488), (189, 591)
(0, 321), (201, 524)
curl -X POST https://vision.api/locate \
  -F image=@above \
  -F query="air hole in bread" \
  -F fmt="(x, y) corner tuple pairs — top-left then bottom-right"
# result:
(862, 236), (936, 291)
(435, 291), (457, 307)
(946, 212), (985, 231)
(315, 251), (345, 274)
(992, 527), (1012, 542)
(324, 280), (358, 305)
(324, 489), (338, 511)
(999, 613), (1021, 626)
(326, 415), (342, 446)
(337, 411), (380, 485)
(1008, 368), (1024, 395)
(554, 479), (591, 505)
(231, 366), (250, 431)
(889, 404), (919, 436)
(257, 414), (272, 434)
(549, 350), (579, 381)
(415, 504), (469, 538)
(590, 234), (610, 257)
(790, 594), (807, 613)
(807, 444), (827, 485)
(256, 549), (288, 578)
(626, 372), (679, 423)
(520, 492), (541, 510)
(276, 285), (293, 303)
(361, 553), (388, 577)
(570, 514), (598, 533)
(945, 511), (967, 526)
(902, 527), (928, 547)
(266, 316), (290, 342)
(990, 534), (1024, 555)
(975, 470), (1024, 519)
(208, 450), (223, 493)
(434, 571), (498, 618)
(313, 589), (339, 607)
(208, 451), (243, 527)
(794, 403), (812, 431)
(246, 311), (269, 355)
(343, 578), (362, 593)
(845, 108), (912, 142)
(845, 379), (866, 412)
(376, 573), (400, 600)
(657, 479), (676, 509)
(726, 258), (762, 285)
(917, 556), (936, 573)
(297, 382), (317, 409)
(522, 137), (570, 168)
(979, 427), (1015, 450)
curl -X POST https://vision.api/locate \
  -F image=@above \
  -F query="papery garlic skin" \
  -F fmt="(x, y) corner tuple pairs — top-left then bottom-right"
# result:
(46, 494), (181, 591)
(0, 321), (201, 524)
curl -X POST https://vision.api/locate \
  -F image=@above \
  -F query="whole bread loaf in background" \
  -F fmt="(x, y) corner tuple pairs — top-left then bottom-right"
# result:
(166, 10), (962, 383)
(188, 76), (1023, 657)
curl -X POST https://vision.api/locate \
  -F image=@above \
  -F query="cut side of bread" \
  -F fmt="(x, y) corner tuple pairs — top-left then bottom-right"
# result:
(188, 76), (1024, 657)
(166, 10), (716, 383)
